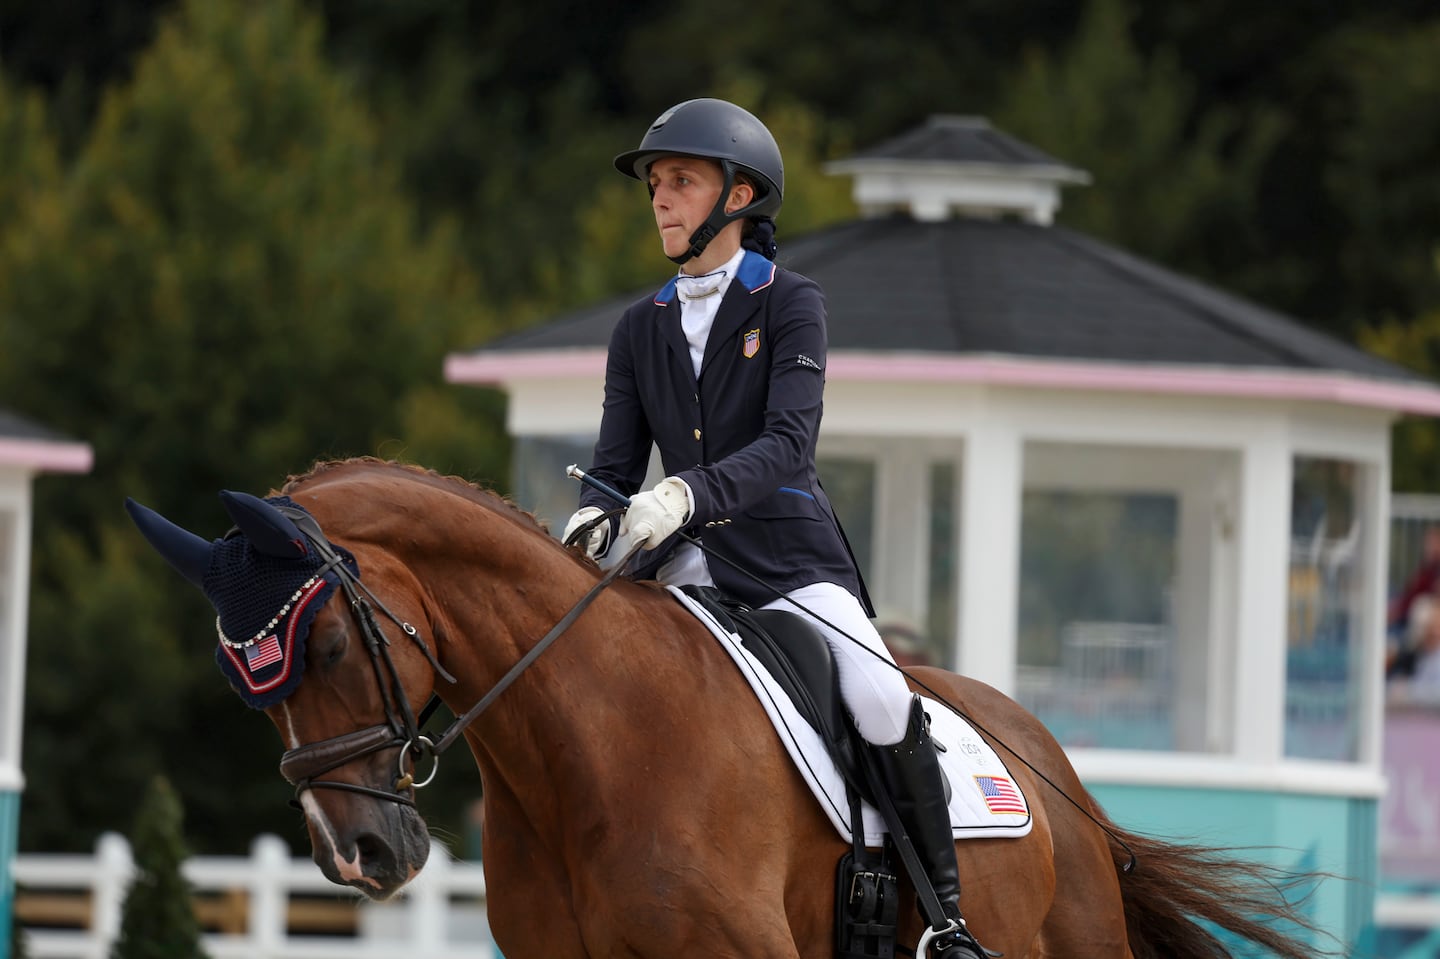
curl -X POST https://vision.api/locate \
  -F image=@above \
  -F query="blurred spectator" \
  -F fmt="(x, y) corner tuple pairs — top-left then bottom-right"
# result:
(1389, 593), (1440, 698)
(873, 609), (934, 668)
(1388, 525), (1440, 633)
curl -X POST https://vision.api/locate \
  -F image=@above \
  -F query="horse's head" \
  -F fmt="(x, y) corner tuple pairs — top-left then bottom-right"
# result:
(126, 488), (444, 899)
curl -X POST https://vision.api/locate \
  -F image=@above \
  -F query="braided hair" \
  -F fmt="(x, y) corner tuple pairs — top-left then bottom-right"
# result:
(743, 216), (778, 260)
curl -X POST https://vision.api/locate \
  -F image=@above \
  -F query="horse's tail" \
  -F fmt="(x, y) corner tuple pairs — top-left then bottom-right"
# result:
(1087, 797), (1342, 959)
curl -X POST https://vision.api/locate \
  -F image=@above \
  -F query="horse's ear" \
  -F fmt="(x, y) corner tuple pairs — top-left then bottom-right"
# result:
(218, 490), (309, 559)
(124, 497), (214, 588)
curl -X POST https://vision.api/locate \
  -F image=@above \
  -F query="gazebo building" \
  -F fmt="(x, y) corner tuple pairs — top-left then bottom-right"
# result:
(0, 410), (92, 953)
(446, 115), (1440, 949)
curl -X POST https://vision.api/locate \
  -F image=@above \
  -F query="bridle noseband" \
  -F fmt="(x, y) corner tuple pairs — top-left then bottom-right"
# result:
(273, 507), (637, 809)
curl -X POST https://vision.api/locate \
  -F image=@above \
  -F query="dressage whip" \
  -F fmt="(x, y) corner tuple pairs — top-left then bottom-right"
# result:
(565, 464), (1139, 872)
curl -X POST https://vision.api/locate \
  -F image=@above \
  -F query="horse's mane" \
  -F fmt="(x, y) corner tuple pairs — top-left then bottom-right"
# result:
(280, 456), (552, 536)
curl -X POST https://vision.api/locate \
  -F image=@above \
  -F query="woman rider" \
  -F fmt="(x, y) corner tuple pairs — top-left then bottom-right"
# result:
(564, 98), (986, 959)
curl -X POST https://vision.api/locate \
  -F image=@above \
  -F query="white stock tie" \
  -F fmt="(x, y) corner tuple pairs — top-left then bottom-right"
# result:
(675, 270), (727, 302)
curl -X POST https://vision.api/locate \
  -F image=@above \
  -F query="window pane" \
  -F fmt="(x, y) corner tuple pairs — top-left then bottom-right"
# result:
(926, 461), (957, 668)
(1285, 457), (1363, 760)
(816, 457), (875, 580)
(513, 435), (606, 536)
(1016, 491), (1179, 750)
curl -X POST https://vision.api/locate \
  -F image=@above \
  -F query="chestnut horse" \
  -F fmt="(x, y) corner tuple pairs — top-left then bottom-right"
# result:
(129, 458), (1328, 959)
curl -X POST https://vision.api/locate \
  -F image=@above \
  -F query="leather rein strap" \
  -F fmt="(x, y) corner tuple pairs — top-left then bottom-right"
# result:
(276, 508), (640, 808)
(428, 543), (641, 756)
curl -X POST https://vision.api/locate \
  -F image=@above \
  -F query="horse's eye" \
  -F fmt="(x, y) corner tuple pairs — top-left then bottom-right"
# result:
(315, 631), (347, 668)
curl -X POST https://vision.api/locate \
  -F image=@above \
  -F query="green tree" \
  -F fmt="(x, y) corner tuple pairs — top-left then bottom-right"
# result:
(1340, 21), (1440, 493)
(1361, 276), (1440, 493)
(1328, 20), (1440, 331)
(2, 0), (500, 853)
(0, 75), (62, 226)
(993, 0), (1284, 300)
(110, 776), (209, 959)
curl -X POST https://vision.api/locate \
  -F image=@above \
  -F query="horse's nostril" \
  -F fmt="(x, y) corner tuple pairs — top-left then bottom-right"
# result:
(354, 832), (391, 870)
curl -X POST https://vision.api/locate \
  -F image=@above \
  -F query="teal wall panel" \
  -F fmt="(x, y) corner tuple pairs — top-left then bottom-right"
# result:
(1, 789), (17, 959)
(1088, 782), (1376, 953)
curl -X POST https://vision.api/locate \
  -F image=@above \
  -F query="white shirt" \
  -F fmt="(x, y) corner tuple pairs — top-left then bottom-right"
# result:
(675, 247), (746, 379)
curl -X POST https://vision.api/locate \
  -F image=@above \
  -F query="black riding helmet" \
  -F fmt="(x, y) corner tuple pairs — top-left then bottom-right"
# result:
(614, 98), (784, 264)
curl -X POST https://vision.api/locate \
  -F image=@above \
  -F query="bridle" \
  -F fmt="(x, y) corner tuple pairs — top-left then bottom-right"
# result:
(274, 506), (636, 808)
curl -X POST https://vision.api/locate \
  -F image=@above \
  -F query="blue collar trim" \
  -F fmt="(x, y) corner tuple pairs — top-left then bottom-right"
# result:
(654, 251), (775, 306)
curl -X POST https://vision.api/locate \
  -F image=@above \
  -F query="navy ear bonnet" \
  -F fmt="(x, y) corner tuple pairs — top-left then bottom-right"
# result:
(125, 491), (359, 709)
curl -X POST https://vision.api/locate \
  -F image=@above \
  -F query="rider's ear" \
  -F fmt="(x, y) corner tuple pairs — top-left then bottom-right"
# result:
(727, 175), (755, 214)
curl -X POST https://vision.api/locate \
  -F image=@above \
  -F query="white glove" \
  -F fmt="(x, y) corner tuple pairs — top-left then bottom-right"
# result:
(621, 477), (693, 549)
(562, 506), (610, 559)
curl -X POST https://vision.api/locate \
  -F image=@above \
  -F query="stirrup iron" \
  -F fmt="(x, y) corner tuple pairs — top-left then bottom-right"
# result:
(917, 915), (1001, 959)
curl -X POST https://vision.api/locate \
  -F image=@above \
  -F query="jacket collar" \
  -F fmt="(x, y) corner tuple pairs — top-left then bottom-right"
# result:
(653, 250), (776, 306)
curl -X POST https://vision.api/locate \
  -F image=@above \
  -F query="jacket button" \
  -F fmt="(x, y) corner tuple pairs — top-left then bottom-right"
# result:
(693, 429), (702, 440)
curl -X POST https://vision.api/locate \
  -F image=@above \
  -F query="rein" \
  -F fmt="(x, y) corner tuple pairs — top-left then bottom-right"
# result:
(276, 507), (641, 808)
(429, 541), (642, 756)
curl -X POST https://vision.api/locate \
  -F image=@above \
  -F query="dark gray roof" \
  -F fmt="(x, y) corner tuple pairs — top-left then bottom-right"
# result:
(465, 214), (1421, 384)
(0, 408), (74, 443)
(838, 115), (1084, 178)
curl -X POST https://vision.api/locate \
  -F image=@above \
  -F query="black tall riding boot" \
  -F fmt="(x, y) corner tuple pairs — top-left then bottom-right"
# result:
(872, 695), (989, 959)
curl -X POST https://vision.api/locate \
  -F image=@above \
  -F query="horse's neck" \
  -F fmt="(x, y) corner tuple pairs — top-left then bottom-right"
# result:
(423, 535), (703, 788)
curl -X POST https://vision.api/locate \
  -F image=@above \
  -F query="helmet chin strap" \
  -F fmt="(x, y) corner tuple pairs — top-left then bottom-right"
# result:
(668, 161), (769, 266)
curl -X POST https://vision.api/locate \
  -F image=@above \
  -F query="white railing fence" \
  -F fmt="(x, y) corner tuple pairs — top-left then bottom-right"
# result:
(12, 833), (496, 959)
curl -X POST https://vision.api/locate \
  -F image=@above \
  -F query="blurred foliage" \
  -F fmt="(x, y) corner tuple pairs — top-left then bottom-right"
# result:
(1, 0), (500, 853)
(0, 0), (1438, 857)
(1362, 266), (1440, 492)
(1328, 20), (1440, 328)
(994, 0), (1285, 294)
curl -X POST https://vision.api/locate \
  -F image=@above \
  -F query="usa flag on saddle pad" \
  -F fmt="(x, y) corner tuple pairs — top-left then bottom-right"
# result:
(974, 775), (1026, 815)
(245, 634), (284, 670)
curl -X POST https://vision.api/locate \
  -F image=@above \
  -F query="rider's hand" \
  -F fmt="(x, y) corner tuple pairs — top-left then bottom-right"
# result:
(562, 506), (610, 559)
(621, 477), (692, 549)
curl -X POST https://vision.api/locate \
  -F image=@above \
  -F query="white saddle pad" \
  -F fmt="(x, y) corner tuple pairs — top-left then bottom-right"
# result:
(670, 587), (1033, 846)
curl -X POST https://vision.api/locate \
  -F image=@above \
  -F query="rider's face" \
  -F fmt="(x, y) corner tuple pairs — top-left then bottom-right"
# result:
(647, 156), (750, 267)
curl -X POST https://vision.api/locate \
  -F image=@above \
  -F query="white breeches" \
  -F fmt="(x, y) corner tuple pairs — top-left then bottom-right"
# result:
(658, 543), (914, 746)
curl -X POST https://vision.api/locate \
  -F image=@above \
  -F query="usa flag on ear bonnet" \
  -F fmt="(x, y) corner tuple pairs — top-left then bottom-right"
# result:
(207, 496), (359, 707)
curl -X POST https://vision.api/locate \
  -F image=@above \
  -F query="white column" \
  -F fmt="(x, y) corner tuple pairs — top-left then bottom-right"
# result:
(871, 446), (931, 620)
(0, 480), (33, 789)
(249, 833), (288, 953)
(955, 423), (1022, 690)
(410, 841), (448, 949)
(1172, 472), (1217, 752)
(1359, 456), (1389, 770)
(94, 832), (134, 952)
(1230, 437), (1292, 764)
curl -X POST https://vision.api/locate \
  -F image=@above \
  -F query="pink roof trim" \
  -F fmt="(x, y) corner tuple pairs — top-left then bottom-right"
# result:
(444, 349), (1440, 415)
(0, 437), (94, 473)
(826, 354), (1440, 414)
(445, 350), (606, 384)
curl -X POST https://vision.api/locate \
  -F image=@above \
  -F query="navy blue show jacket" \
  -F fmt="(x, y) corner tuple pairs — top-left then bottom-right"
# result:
(580, 250), (874, 614)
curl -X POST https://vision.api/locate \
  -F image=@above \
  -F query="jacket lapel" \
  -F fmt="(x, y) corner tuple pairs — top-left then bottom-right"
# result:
(699, 252), (775, 380)
(700, 288), (763, 380)
(650, 279), (698, 389)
